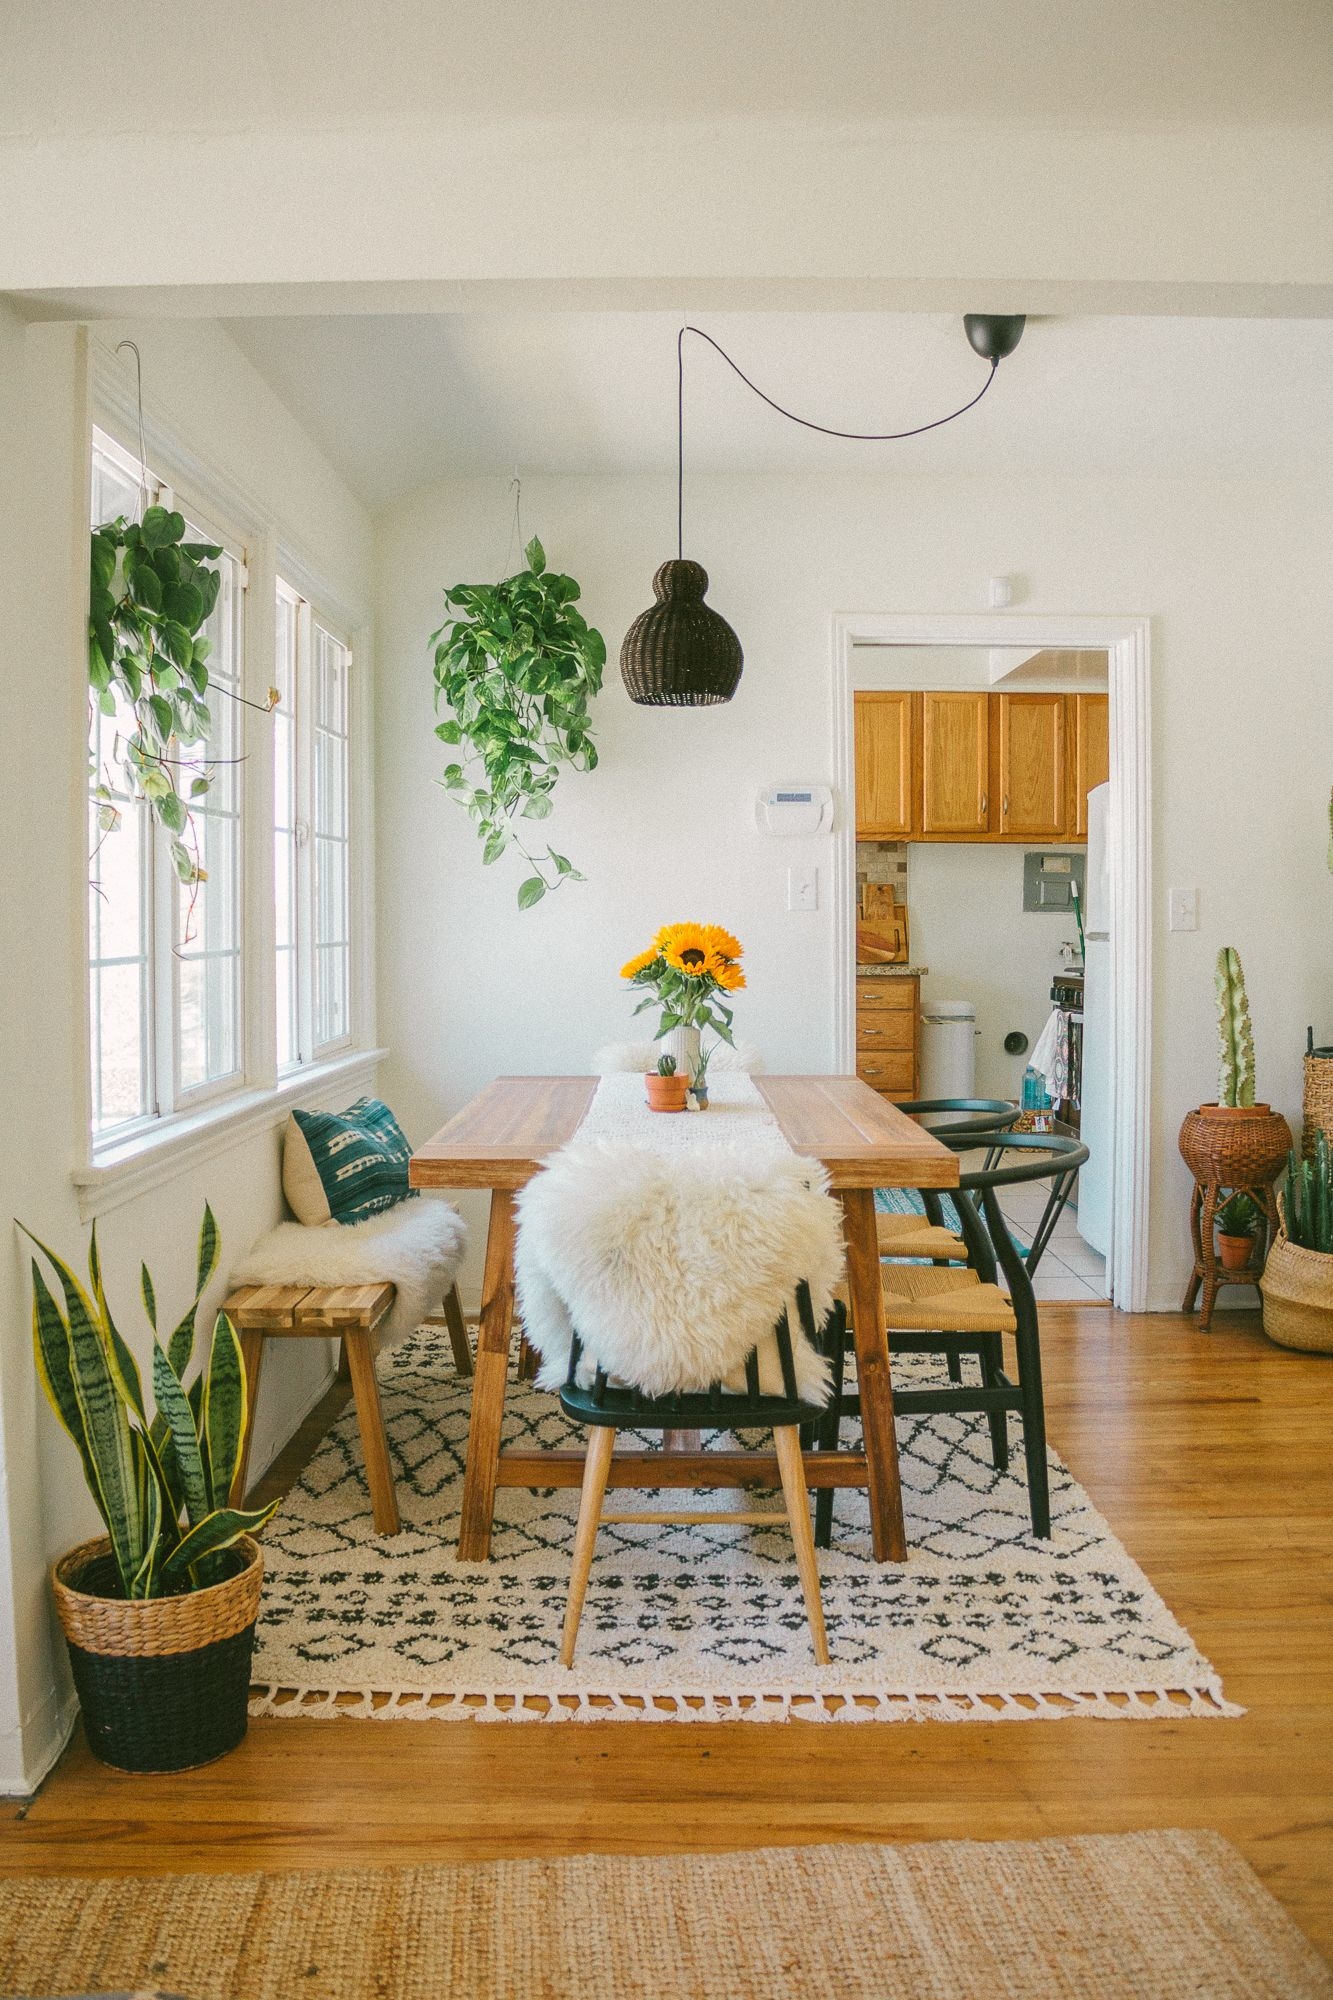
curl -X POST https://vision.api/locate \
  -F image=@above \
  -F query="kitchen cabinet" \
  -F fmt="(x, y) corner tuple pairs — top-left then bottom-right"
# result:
(997, 693), (1067, 838)
(854, 692), (914, 839)
(1071, 693), (1110, 837)
(852, 687), (1108, 844)
(855, 975), (919, 1101)
(918, 692), (991, 837)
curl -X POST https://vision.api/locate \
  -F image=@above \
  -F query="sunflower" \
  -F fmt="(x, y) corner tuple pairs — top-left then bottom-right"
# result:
(701, 924), (743, 963)
(711, 959), (747, 992)
(620, 946), (659, 981)
(664, 940), (711, 977)
(654, 921), (710, 958)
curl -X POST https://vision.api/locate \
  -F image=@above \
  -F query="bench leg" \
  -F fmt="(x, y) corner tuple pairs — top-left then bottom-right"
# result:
(441, 1283), (473, 1377)
(336, 1339), (352, 1384)
(230, 1330), (267, 1508)
(560, 1425), (616, 1669)
(344, 1327), (401, 1536)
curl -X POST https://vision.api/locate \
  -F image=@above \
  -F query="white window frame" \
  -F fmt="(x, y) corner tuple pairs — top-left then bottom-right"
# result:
(75, 357), (380, 1220)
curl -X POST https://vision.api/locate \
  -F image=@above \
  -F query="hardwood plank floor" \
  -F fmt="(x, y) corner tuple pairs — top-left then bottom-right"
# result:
(2, 1307), (1330, 1960)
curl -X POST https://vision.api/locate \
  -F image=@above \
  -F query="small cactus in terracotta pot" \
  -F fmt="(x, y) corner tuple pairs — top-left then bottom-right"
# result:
(645, 1053), (689, 1113)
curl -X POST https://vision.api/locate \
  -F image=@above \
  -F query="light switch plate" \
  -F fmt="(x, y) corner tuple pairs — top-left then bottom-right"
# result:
(787, 865), (818, 912)
(1168, 887), (1199, 932)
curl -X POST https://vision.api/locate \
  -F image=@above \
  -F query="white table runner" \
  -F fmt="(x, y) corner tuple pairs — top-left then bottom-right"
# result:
(575, 1072), (794, 1163)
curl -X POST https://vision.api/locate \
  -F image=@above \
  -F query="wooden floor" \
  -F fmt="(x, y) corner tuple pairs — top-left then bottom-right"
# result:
(2, 1306), (1330, 1960)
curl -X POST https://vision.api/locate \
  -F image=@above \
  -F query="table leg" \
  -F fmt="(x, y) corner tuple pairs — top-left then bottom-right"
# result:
(839, 1186), (908, 1563)
(457, 1189), (517, 1561)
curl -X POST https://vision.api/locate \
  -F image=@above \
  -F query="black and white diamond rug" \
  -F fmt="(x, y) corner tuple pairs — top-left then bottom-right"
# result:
(250, 1328), (1238, 1724)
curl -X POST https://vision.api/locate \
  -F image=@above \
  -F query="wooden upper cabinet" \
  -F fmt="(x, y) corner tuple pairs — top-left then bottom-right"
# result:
(854, 691), (914, 839)
(919, 692), (990, 836)
(997, 693), (1068, 838)
(1071, 693), (1110, 837)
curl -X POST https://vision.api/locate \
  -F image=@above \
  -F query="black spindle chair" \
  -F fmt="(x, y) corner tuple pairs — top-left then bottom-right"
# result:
(815, 1134), (1090, 1548)
(558, 1282), (833, 1667)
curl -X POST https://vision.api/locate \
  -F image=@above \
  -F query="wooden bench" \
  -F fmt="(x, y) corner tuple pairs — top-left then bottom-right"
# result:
(223, 1280), (472, 1536)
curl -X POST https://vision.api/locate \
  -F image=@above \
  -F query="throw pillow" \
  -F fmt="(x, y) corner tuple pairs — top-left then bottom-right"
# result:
(283, 1097), (417, 1226)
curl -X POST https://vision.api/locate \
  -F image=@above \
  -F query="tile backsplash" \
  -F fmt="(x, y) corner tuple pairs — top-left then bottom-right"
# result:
(856, 840), (910, 894)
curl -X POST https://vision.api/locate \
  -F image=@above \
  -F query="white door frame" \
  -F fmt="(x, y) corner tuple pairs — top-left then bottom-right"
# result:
(830, 611), (1152, 1312)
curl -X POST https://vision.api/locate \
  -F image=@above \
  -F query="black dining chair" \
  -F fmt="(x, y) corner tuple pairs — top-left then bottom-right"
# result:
(816, 1133), (1090, 1547)
(557, 1283), (834, 1667)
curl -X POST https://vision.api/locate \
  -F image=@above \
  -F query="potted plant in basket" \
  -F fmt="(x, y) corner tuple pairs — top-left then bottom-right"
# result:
(620, 923), (746, 1103)
(1262, 1136), (1333, 1352)
(1214, 1192), (1261, 1271)
(24, 1205), (278, 1772)
(1178, 948), (1291, 1189)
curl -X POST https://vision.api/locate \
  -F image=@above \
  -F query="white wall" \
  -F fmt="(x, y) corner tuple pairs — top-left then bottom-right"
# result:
(0, 305), (373, 1791)
(374, 467), (1333, 1320)
(909, 843), (1086, 1101)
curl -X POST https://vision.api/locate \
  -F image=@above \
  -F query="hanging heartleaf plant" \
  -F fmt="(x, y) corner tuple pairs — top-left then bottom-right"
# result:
(89, 506), (223, 889)
(429, 536), (605, 907)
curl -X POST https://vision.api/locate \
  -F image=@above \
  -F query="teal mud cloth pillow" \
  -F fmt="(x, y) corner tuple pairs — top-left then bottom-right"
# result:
(283, 1097), (418, 1226)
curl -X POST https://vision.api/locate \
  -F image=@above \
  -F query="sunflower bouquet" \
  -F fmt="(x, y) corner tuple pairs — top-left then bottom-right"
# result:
(620, 923), (746, 1064)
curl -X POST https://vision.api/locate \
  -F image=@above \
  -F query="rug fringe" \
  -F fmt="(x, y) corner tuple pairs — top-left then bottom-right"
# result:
(248, 1680), (1243, 1724)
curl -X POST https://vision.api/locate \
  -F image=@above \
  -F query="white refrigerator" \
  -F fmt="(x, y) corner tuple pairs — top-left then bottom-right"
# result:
(1077, 782), (1112, 1256)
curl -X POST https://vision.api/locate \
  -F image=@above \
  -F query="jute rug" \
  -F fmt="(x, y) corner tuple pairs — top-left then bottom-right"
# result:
(1, 1832), (1325, 1998)
(250, 1328), (1235, 1723)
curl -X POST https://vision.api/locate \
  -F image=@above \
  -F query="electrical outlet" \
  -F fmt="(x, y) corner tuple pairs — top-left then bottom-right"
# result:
(787, 865), (818, 912)
(1168, 887), (1198, 932)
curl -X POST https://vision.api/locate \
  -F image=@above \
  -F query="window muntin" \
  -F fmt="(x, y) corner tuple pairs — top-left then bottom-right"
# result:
(273, 581), (300, 1072)
(312, 621), (352, 1054)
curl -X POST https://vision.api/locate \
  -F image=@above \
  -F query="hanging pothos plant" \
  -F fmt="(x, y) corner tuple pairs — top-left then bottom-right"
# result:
(88, 505), (223, 890)
(430, 536), (605, 907)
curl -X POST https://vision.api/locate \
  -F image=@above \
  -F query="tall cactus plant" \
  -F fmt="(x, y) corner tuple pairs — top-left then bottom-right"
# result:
(1284, 1135), (1333, 1253)
(1215, 946), (1256, 1108)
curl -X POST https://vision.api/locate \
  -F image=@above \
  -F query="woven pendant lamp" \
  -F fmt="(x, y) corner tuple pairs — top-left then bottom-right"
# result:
(620, 559), (743, 707)
(619, 319), (1024, 709)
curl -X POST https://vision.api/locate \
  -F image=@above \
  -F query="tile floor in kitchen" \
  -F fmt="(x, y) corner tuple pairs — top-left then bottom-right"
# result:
(998, 1178), (1108, 1301)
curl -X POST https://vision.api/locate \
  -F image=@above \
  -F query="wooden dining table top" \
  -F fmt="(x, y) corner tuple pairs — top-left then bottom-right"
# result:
(409, 1072), (959, 1191)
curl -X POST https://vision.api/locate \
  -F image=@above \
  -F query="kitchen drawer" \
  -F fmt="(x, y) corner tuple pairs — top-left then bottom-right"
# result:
(856, 1053), (916, 1094)
(856, 1012), (915, 1053)
(855, 977), (916, 1011)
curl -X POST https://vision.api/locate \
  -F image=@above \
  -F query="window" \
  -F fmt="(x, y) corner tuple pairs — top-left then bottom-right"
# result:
(89, 429), (249, 1139)
(85, 416), (366, 1172)
(274, 579), (355, 1069)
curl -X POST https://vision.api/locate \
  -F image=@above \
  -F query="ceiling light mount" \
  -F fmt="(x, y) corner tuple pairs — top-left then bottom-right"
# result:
(963, 314), (1027, 364)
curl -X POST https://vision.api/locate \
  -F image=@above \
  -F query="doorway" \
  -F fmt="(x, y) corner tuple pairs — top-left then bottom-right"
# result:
(830, 613), (1152, 1312)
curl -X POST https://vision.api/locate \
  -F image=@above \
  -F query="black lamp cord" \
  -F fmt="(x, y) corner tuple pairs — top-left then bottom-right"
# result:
(675, 324), (999, 560)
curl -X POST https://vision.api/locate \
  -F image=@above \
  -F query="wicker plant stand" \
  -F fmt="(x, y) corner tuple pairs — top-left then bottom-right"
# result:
(1179, 1105), (1292, 1330)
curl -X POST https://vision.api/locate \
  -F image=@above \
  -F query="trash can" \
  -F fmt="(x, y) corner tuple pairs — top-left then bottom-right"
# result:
(920, 999), (978, 1101)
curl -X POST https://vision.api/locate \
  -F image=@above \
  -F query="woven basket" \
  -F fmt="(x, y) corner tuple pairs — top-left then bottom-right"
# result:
(619, 560), (743, 706)
(1178, 1105), (1291, 1186)
(1302, 1052), (1333, 1158)
(52, 1535), (262, 1772)
(1261, 1223), (1333, 1354)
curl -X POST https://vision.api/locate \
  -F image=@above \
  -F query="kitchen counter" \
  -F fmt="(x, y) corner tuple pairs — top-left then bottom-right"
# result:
(856, 963), (928, 978)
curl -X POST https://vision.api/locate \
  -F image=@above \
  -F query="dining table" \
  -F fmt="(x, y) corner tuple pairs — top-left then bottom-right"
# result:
(410, 1074), (959, 1564)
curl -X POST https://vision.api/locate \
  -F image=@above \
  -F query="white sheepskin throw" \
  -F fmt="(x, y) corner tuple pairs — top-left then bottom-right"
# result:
(514, 1140), (842, 1404)
(232, 1197), (467, 1350)
(593, 1040), (764, 1075)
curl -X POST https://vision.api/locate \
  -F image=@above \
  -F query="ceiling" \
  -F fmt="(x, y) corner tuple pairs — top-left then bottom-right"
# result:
(224, 312), (1333, 510)
(8, 0), (1330, 138)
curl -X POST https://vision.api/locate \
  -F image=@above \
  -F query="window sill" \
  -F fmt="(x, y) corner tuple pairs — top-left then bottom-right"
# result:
(71, 1048), (389, 1221)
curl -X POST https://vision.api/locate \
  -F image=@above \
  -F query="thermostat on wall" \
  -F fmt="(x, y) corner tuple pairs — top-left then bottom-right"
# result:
(755, 784), (833, 836)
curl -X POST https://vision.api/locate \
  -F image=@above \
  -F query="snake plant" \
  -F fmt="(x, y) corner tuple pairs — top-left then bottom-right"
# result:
(25, 1205), (277, 1599)
(1283, 1135), (1333, 1255)
(1214, 946), (1256, 1108)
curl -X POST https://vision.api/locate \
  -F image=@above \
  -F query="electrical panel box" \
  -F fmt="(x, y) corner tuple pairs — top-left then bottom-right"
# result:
(1023, 850), (1087, 912)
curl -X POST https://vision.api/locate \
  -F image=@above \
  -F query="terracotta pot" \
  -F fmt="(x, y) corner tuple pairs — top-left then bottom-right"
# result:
(1217, 1232), (1255, 1271)
(1178, 1105), (1291, 1187)
(645, 1072), (689, 1113)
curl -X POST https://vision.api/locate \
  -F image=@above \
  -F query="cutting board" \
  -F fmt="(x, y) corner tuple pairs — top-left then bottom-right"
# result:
(858, 884), (909, 963)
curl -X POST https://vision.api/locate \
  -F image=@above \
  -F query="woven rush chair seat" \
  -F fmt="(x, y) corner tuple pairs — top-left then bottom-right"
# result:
(557, 1285), (835, 1668)
(882, 1263), (1018, 1334)
(876, 1213), (970, 1261)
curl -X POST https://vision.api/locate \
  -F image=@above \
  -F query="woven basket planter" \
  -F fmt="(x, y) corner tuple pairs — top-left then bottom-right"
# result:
(1260, 1224), (1333, 1354)
(52, 1535), (262, 1772)
(1178, 1105), (1291, 1187)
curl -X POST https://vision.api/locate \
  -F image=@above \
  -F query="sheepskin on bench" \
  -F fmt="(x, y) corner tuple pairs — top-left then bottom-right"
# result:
(514, 1139), (841, 1403)
(232, 1196), (466, 1349)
